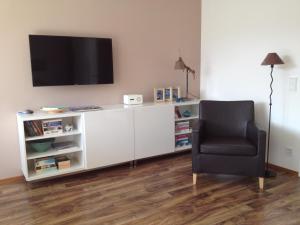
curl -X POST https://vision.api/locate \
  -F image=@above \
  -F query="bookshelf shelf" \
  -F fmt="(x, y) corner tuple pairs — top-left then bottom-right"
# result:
(25, 130), (81, 141)
(175, 116), (199, 122)
(27, 146), (82, 160)
(175, 144), (192, 151)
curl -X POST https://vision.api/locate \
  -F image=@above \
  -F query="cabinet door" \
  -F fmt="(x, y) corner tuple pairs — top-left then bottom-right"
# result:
(84, 109), (134, 169)
(134, 104), (174, 159)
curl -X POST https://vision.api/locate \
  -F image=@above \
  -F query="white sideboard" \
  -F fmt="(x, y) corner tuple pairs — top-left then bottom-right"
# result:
(17, 99), (200, 181)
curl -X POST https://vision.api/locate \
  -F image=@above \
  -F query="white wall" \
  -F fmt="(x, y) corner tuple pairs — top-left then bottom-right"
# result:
(201, 0), (300, 172)
(0, 0), (201, 179)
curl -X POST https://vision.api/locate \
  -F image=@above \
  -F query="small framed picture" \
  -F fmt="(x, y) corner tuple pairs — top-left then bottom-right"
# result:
(154, 88), (165, 102)
(164, 87), (173, 101)
(172, 87), (181, 100)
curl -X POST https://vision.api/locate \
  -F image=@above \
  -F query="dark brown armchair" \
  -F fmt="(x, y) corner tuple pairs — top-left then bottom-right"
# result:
(192, 101), (266, 190)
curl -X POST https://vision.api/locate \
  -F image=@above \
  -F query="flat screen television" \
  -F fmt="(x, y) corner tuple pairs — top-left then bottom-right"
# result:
(29, 35), (113, 86)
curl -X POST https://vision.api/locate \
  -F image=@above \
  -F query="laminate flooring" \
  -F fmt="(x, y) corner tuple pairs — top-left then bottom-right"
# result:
(0, 153), (299, 225)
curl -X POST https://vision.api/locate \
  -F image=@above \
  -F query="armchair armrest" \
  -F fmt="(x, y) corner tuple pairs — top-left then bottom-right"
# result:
(246, 121), (266, 158)
(246, 121), (266, 177)
(192, 119), (205, 155)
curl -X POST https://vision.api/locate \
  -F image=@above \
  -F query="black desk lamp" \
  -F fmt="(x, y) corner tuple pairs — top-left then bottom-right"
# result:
(175, 57), (195, 99)
(261, 52), (284, 178)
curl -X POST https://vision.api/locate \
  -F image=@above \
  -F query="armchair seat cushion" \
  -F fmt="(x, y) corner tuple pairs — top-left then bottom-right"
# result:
(200, 137), (257, 156)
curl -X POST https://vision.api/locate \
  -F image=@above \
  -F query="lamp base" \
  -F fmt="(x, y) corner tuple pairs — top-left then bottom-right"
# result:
(265, 169), (277, 178)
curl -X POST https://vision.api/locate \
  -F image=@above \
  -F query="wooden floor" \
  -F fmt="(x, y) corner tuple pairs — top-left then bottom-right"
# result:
(0, 153), (300, 225)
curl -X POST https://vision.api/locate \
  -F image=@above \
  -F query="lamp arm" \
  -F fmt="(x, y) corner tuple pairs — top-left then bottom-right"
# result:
(185, 66), (195, 74)
(184, 66), (196, 80)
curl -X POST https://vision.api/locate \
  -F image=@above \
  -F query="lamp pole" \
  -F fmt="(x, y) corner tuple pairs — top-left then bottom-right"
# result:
(186, 69), (189, 98)
(265, 64), (276, 177)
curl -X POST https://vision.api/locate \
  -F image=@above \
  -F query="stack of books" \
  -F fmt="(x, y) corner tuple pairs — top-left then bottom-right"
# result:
(41, 106), (65, 114)
(34, 157), (57, 174)
(175, 121), (190, 134)
(24, 121), (44, 137)
(175, 134), (191, 147)
(42, 119), (63, 135)
(56, 156), (71, 170)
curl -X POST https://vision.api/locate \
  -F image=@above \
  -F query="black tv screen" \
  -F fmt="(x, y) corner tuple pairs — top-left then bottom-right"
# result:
(29, 35), (113, 86)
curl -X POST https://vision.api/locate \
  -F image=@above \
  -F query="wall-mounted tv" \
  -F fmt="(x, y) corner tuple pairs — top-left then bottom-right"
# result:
(29, 35), (113, 86)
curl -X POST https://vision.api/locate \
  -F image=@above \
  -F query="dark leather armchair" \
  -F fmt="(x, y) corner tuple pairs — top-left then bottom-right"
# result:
(192, 101), (266, 190)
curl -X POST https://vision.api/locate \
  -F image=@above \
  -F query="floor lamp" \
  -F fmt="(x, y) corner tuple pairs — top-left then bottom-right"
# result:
(261, 52), (284, 178)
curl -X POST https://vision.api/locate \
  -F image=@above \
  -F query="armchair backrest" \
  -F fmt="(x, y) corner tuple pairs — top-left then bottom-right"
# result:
(199, 100), (254, 137)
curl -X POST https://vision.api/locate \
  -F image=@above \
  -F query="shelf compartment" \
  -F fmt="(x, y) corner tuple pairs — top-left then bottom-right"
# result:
(175, 116), (199, 122)
(175, 144), (192, 151)
(25, 130), (81, 141)
(27, 153), (84, 181)
(27, 146), (82, 160)
(27, 163), (84, 181)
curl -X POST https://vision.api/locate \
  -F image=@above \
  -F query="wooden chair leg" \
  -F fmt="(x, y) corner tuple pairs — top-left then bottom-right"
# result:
(193, 173), (197, 185)
(259, 177), (264, 191)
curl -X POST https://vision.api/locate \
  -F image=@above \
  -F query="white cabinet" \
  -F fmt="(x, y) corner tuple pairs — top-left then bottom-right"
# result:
(17, 113), (85, 181)
(17, 100), (200, 181)
(134, 104), (175, 159)
(174, 102), (199, 151)
(84, 109), (134, 169)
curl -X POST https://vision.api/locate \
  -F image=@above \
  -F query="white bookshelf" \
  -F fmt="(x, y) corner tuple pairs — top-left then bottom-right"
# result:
(174, 101), (199, 151)
(17, 112), (85, 181)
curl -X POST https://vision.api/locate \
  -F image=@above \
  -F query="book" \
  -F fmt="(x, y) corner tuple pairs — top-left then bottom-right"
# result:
(176, 134), (189, 139)
(33, 120), (43, 136)
(176, 140), (190, 147)
(24, 121), (35, 137)
(34, 157), (57, 174)
(42, 119), (63, 135)
(176, 121), (189, 125)
(55, 156), (71, 170)
(30, 121), (39, 136)
(24, 120), (44, 137)
(176, 125), (189, 128)
(175, 107), (182, 119)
